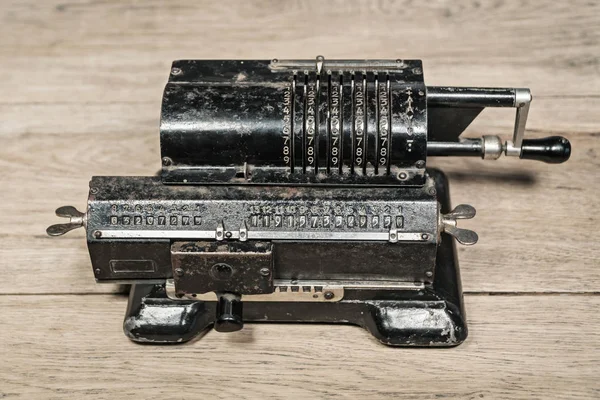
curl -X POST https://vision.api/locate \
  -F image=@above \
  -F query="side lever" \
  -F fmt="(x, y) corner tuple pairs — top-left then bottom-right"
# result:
(440, 204), (478, 246)
(426, 87), (571, 164)
(47, 206), (86, 236)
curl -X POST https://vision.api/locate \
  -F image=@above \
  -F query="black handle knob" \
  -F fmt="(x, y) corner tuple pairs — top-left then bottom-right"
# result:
(214, 292), (243, 333)
(520, 136), (571, 164)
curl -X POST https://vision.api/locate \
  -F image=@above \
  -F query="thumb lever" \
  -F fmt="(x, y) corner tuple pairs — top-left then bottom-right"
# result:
(440, 204), (478, 246)
(47, 206), (86, 236)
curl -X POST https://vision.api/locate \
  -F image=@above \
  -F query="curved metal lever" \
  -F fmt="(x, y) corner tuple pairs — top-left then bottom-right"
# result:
(47, 206), (86, 236)
(440, 204), (478, 246)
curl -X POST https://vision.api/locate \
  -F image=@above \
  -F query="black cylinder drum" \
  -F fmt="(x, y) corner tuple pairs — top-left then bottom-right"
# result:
(160, 60), (428, 186)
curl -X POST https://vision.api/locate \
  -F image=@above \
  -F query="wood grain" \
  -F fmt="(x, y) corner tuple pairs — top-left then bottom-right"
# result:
(0, 0), (599, 397)
(1, 0), (599, 103)
(0, 295), (598, 399)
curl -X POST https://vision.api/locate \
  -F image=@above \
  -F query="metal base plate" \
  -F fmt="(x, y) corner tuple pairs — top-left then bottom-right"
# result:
(122, 170), (468, 347)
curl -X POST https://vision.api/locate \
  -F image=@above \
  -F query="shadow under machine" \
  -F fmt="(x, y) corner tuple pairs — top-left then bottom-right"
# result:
(48, 57), (570, 346)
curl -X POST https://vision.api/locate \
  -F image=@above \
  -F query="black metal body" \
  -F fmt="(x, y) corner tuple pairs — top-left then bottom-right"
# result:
(123, 169), (467, 346)
(87, 175), (438, 286)
(47, 57), (571, 347)
(161, 60), (428, 186)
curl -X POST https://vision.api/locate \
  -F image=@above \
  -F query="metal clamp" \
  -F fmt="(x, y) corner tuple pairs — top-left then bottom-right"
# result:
(46, 206), (86, 236)
(439, 204), (478, 245)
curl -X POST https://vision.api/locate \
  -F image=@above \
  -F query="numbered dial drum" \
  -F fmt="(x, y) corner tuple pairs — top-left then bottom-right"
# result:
(160, 59), (427, 185)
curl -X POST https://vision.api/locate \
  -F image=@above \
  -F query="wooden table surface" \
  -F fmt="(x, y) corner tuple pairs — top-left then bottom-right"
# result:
(1, 0), (598, 398)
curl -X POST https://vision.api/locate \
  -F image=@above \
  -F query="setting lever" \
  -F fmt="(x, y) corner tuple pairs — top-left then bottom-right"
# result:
(46, 206), (86, 236)
(440, 204), (478, 245)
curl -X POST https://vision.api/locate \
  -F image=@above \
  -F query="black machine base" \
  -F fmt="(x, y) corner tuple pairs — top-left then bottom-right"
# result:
(123, 172), (468, 347)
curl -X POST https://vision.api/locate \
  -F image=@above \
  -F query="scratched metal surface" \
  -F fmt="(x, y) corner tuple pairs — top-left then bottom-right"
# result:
(0, 0), (599, 398)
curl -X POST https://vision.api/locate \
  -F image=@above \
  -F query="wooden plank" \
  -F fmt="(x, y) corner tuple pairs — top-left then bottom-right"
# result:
(0, 294), (597, 399)
(0, 0), (598, 104)
(0, 96), (597, 294)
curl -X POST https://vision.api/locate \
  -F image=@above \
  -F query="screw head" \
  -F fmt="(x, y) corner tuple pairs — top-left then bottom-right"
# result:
(90, 187), (99, 195)
(324, 291), (335, 300)
(175, 268), (184, 277)
(171, 67), (182, 75)
(162, 157), (172, 166)
(225, 231), (232, 238)
(425, 271), (433, 278)
(93, 230), (102, 239)
(259, 267), (270, 277)
(415, 160), (425, 169)
(398, 172), (408, 180)
(428, 187), (437, 196)
(421, 233), (430, 240)
(94, 268), (101, 275)
(272, 58), (278, 63)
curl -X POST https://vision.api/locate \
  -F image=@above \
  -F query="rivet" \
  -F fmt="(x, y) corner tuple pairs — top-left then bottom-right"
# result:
(390, 234), (396, 239)
(90, 187), (99, 195)
(324, 291), (335, 300)
(175, 268), (184, 277)
(398, 172), (408, 180)
(94, 268), (101, 275)
(171, 67), (182, 75)
(428, 188), (437, 195)
(415, 160), (425, 169)
(421, 233), (430, 240)
(260, 268), (270, 277)
(225, 231), (232, 238)
(425, 271), (433, 278)
(162, 157), (172, 166)
(93, 230), (102, 239)
(272, 58), (278, 63)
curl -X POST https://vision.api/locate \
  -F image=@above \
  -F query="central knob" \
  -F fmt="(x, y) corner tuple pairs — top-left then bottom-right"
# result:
(214, 292), (243, 333)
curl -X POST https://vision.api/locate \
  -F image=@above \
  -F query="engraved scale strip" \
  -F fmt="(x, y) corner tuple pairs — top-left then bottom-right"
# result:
(96, 230), (427, 242)
(166, 279), (424, 302)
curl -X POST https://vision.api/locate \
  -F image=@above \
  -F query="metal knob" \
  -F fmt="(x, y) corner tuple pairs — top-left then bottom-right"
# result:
(440, 204), (478, 245)
(214, 292), (243, 333)
(46, 206), (86, 236)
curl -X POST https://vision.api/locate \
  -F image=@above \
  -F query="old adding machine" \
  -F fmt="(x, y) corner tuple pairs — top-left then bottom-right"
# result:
(48, 57), (570, 346)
